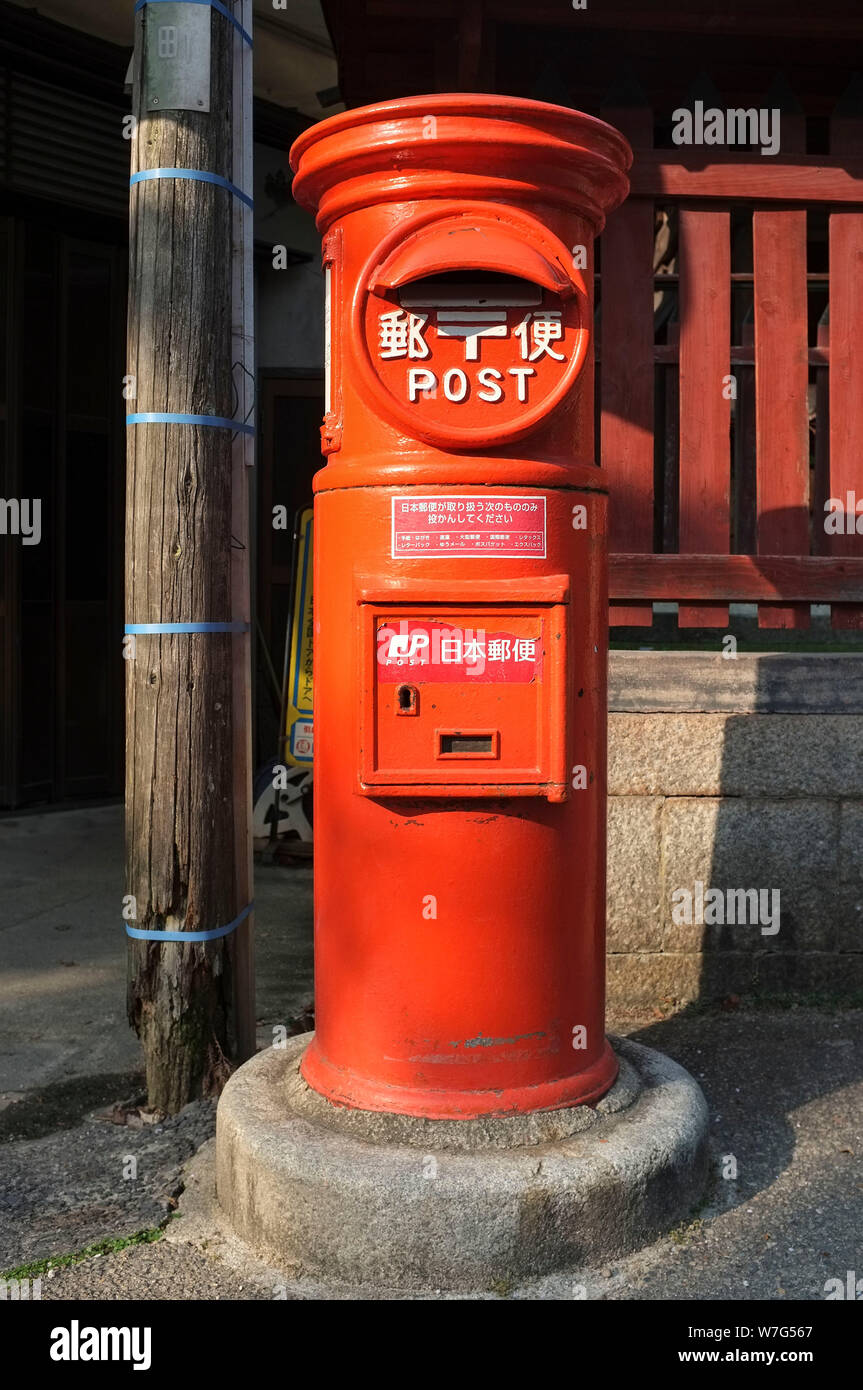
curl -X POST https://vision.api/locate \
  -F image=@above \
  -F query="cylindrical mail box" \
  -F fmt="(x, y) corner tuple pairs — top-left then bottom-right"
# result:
(289, 95), (631, 1118)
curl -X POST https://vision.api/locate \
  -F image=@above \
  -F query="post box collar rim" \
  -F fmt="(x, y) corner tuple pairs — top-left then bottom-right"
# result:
(289, 92), (633, 175)
(289, 94), (632, 230)
(312, 459), (610, 494)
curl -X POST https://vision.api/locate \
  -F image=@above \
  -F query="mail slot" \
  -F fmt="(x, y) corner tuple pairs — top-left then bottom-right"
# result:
(290, 95), (631, 1118)
(438, 733), (496, 757)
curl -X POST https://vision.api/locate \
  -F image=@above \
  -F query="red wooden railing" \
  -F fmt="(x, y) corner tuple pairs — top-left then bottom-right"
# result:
(599, 89), (863, 631)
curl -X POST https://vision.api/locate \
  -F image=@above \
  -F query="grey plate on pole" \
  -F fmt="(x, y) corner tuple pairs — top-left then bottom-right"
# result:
(144, 3), (211, 113)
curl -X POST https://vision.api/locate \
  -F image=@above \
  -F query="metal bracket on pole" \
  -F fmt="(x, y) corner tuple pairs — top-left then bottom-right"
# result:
(143, 1), (212, 112)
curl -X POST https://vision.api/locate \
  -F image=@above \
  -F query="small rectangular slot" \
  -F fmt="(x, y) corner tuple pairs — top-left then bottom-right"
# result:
(439, 733), (495, 756)
(399, 279), (542, 308)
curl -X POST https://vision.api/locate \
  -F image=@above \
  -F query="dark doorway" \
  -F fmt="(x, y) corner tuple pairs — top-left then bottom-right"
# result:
(0, 217), (126, 807)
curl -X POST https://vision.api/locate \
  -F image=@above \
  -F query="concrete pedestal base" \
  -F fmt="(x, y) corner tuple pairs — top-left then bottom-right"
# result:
(216, 1033), (709, 1292)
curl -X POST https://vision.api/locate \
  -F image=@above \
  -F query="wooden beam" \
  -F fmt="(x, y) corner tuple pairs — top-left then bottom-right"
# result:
(629, 153), (863, 204)
(610, 554), (863, 604)
(649, 346), (829, 366)
(368, 0), (863, 39)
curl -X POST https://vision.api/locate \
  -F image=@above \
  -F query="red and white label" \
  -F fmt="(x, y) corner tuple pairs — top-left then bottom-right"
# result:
(376, 619), (542, 683)
(391, 496), (546, 558)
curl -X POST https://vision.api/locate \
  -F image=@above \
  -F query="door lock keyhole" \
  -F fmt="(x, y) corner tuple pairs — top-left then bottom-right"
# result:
(396, 683), (419, 716)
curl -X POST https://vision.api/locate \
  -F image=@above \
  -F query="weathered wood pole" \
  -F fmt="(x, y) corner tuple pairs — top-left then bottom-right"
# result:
(125, 7), (254, 1111)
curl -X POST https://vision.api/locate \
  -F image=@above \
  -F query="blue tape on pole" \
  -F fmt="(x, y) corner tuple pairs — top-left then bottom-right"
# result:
(126, 902), (253, 942)
(126, 411), (255, 435)
(125, 621), (250, 633)
(133, 0), (253, 47)
(130, 168), (254, 211)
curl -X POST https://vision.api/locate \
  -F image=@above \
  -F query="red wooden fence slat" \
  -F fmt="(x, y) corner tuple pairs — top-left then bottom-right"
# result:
(828, 211), (863, 629)
(662, 319), (680, 556)
(600, 103), (655, 628)
(829, 93), (863, 629)
(678, 209), (730, 626)
(733, 311), (756, 556)
(813, 306), (830, 557)
(753, 208), (811, 629)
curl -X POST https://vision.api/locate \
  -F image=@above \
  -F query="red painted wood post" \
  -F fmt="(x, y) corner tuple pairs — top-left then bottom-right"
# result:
(600, 93), (655, 628)
(754, 87), (810, 630)
(734, 308), (757, 557)
(829, 77), (863, 629)
(678, 206), (731, 627)
(813, 305), (830, 557)
(455, 0), (487, 91)
(662, 316), (680, 556)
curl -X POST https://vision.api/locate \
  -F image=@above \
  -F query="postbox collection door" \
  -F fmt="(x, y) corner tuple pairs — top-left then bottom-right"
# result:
(361, 600), (569, 797)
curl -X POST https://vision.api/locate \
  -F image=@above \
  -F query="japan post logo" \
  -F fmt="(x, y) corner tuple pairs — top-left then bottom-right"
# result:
(384, 630), (430, 663)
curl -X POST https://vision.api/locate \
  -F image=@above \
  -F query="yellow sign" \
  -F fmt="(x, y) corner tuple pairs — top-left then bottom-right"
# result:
(285, 508), (314, 766)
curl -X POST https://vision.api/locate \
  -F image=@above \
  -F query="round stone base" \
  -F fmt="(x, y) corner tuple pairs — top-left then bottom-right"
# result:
(216, 1033), (709, 1292)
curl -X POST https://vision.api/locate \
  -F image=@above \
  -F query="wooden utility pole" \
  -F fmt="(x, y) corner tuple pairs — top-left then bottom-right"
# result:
(125, 2), (255, 1112)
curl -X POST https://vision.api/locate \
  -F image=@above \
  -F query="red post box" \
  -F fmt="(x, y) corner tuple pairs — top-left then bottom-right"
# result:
(289, 96), (631, 1118)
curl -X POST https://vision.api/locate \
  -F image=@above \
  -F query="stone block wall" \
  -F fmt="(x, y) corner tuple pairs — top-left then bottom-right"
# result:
(605, 654), (863, 1009)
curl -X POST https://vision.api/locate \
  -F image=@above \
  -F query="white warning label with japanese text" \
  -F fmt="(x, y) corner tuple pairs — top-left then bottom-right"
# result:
(391, 495), (547, 558)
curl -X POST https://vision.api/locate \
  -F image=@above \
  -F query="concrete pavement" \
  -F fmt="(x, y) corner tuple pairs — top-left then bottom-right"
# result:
(0, 804), (313, 1095)
(12, 1008), (862, 1301)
